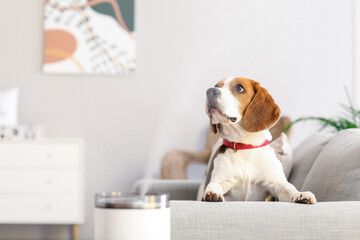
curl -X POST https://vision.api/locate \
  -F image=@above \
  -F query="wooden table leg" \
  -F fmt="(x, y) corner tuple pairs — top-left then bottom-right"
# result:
(72, 224), (79, 240)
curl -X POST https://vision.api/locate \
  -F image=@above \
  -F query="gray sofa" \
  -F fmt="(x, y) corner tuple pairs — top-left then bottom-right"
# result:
(133, 129), (360, 240)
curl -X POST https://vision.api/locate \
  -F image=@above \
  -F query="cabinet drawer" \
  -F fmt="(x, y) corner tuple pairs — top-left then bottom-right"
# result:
(0, 169), (80, 193)
(0, 195), (82, 224)
(0, 143), (80, 167)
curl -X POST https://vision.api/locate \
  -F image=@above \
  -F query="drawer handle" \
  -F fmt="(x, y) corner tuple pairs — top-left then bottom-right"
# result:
(46, 205), (52, 211)
(46, 153), (52, 159)
(46, 179), (52, 185)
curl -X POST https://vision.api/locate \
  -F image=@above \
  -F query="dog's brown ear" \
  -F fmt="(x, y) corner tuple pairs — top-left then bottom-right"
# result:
(241, 82), (281, 132)
(210, 121), (217, 134)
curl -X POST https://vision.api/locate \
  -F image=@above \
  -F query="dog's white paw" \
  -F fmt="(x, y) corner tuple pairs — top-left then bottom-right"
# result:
(201, 191), (224, 202)
(292, 191), (317, 204)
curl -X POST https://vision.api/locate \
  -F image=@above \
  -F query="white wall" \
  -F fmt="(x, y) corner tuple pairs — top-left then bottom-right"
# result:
(354, 0), (360, 108)
(0, 0), (353, 239)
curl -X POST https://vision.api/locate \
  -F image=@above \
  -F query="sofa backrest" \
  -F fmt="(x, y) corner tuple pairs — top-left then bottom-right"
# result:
(301, 129), (360, 201)
(289, 132), (333, 190)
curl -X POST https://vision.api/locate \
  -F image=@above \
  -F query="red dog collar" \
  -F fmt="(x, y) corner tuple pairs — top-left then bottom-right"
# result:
(223, 139), (269, 150)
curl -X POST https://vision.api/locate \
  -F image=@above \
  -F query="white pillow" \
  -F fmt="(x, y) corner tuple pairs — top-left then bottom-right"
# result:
(270, 133), (293, 179)
(0, 88), (19, 127)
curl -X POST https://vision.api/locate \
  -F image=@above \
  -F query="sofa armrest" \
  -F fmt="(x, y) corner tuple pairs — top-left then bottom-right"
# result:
(132, 179), (201, 200)
(170, 201), (360, 240)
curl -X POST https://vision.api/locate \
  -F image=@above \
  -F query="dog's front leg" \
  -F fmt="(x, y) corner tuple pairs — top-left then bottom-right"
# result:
(202, 156), (237, 202)
(266, 179), (317, 204)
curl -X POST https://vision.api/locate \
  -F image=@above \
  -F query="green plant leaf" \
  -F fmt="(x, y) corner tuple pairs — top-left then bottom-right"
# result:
(283, 88), (360, 133)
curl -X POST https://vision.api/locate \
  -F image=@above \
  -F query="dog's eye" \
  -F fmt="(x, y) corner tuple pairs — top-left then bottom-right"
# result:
(233, 84), (245, 93)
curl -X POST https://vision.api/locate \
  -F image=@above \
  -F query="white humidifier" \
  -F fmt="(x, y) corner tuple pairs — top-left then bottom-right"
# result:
(94, 192), (170, 240)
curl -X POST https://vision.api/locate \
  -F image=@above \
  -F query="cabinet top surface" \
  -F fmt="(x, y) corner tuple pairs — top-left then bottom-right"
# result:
(0, 139), (84, 145)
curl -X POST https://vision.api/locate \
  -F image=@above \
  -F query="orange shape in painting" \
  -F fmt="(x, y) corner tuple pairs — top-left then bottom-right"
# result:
(44, 29), (77, 63)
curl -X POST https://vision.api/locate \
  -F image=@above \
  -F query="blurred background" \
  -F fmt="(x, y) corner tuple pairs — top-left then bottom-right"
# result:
(0, 0), (357, 239)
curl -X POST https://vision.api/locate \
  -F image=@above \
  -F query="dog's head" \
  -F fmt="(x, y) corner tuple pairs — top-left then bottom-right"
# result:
(206, 77), (281, 134)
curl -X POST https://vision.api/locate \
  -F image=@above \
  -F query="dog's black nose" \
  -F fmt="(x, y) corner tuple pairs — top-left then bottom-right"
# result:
(206, 88), (220, 98)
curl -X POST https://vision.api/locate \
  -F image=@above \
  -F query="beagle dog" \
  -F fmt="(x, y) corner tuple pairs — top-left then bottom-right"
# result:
(202, 77), (316, 204)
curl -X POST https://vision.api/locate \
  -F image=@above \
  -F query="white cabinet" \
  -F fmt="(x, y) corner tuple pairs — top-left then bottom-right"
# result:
(0, 139), (84, 224)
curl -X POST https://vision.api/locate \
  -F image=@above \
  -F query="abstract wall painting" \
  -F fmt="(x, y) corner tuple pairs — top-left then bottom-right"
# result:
(43, 0), (136, 75)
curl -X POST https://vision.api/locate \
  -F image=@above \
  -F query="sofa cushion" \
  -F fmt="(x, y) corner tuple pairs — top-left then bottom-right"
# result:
(301, 129), (360, 201)
(133, 179), (201, 200)
(288, 132), (333, 190)
(171, 201), (360, 240)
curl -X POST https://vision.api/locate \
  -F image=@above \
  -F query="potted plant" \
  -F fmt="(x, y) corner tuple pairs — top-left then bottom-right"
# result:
(283, 97), (360, 134)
